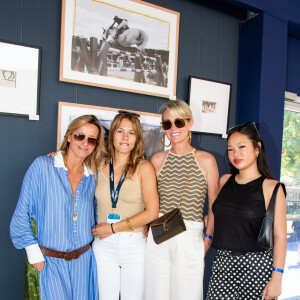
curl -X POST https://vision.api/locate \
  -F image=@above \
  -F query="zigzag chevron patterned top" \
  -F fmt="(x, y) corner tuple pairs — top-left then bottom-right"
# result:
(158, 149), (207, 222)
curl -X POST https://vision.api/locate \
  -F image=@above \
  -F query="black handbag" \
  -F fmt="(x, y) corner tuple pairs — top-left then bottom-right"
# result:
(150, 151), (196, 245)
(257, 182), (286, 249)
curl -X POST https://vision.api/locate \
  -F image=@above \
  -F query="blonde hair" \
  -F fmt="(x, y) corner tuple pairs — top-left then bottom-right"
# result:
(161, 100), (193, 120)
(59, 115), (106, 171)
(107, 112), (145, 176)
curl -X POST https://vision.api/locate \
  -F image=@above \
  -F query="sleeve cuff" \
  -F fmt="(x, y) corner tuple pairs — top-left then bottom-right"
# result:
(25, 244), (45, 264)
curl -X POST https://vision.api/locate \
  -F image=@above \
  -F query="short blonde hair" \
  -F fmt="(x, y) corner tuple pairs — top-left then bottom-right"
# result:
(161, 100), (193, 120)
(107, 112), (145, 176)
(59, 115), (106, 171)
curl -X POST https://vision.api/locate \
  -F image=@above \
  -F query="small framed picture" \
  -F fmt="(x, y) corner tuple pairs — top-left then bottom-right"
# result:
(188, 76), (231, 136)
(0, 39), (41, 117)
(57, 102), (164, 160)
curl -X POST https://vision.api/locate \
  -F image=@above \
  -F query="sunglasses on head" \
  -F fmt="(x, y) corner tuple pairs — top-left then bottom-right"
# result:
(118, 110), (140, 118)
(160, 118), (191, 131)
(228, 121), (261, 141)
(73, 132), (98, 146)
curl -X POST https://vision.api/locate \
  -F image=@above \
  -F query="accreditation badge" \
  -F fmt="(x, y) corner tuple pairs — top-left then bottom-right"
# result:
(107, 213), (121, 224)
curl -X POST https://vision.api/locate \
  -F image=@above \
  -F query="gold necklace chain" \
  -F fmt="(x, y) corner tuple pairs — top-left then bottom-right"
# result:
(63, 154), (83, 221)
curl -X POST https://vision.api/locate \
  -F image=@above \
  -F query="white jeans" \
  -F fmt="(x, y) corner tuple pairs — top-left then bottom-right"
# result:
(92, 232), (146, 300)
(145, 220), (204, 300)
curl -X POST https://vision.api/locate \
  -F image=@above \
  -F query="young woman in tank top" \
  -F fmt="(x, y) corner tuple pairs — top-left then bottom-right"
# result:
(145, 100), (219, 300)
(206, 122), (287, 300)
(91, 111), (159, 300)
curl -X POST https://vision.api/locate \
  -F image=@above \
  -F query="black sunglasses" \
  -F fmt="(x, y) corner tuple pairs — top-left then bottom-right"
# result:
(73, 132), (98, 146)
(228, 122), (261, 141)
(118, 110), (140, 118)
(160, 118), (191, 131)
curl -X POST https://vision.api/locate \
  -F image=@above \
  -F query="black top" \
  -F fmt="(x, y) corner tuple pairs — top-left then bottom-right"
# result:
(212, 175), (266, 252)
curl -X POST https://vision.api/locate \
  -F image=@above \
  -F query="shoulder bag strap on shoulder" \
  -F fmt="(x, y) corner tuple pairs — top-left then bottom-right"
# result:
(265, 182), (286, 220)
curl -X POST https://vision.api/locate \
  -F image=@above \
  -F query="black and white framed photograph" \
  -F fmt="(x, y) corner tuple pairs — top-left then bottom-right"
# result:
(57, 102), (165, 160)
(60, 0), (180, 98)
(0, 40), (41, 117)
(188, 76), (231, 136)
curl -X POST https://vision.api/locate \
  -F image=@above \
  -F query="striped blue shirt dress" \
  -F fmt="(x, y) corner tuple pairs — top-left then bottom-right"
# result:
(10, 152), (99, 300)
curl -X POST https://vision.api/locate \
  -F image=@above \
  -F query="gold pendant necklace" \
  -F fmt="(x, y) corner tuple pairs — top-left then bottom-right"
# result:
(63, 154), (80, 221)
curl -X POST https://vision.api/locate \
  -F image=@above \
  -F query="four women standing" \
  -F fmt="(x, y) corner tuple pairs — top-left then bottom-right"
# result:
(10, 104), (287, 300)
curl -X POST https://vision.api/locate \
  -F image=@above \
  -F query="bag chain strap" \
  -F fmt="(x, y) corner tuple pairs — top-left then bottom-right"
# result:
(177, 150), (196, 209)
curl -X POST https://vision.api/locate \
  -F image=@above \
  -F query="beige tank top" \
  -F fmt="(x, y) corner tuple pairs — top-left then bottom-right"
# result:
(95, 162), (145, 232)
(158, 149), (207, 222)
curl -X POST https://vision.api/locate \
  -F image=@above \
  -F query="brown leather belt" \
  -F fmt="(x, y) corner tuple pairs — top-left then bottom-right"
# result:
(40, 244), (90, 261)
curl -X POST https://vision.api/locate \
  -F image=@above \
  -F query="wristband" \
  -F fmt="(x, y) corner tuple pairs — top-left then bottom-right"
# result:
(273, 267), (284, 274)
(204, 234), (213, 240)
(111, 223), (115, 234)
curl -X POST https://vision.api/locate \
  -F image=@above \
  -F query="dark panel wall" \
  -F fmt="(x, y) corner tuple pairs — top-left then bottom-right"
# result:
(287, 37), (300, 95)
(236, 13), (287, 179)
(223, 0), (300, 24)
(0, 0), (246, 298)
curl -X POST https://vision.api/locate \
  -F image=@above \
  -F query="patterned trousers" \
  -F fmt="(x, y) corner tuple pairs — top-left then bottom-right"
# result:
(206, 249), (273, 300)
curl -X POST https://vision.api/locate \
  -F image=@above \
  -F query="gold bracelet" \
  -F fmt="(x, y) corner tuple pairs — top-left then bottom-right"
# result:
(126, 217), (134, 232)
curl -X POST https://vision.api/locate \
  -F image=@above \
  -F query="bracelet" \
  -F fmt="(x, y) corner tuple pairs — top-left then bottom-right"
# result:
(273, 267), (284, 274)
(111, 223), (115, 234)
(204, 234), (213, 240)
(126, 217), (134, 232)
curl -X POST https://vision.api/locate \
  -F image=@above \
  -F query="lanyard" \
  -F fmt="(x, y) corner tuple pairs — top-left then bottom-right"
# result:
(109, 158), (128, 209)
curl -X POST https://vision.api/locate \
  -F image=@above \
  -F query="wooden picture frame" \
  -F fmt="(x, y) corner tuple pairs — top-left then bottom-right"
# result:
(188, 76), (232, 136)
(57, 101), (164, 160)
(0, 39), (41, 118)
(60, 0), (180, 98)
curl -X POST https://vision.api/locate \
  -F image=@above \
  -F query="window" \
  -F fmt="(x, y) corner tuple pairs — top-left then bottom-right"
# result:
(280, 92), (300, 300)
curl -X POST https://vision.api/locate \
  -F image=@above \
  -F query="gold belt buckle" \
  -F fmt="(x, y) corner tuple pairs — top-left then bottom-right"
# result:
(64, 251), (76, 261)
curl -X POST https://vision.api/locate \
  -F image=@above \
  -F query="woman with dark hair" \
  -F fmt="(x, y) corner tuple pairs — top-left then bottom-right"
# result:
(91, 111), (159, 300)
(10, 115), (106, 300)
(206, 122), (287, 300)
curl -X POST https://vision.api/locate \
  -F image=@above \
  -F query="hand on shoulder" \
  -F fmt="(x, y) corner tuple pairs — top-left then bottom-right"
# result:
(263, 179), (285, 205)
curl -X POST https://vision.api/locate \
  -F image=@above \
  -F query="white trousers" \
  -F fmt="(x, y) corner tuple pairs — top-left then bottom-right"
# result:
(92, 232), (146, 300)
(145, 220), (204, 300)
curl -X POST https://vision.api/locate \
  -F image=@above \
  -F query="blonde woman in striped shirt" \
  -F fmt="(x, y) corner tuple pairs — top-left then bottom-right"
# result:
(145, 100), (219, 300)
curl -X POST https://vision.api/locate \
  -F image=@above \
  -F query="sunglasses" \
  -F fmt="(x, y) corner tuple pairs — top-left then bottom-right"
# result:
(160, 118), (191, 131)
(228, 122), (261, 141)
(73, 132), (98, 146)
(118, 110), (140, 118)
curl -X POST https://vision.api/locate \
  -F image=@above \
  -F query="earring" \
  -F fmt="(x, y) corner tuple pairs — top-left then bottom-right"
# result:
(188, 131), (192, 144)
(257, 153), (259, 157)
(162, 133), (171, 147)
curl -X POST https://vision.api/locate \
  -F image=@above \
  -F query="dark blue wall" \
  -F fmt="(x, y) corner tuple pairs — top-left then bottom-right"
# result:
(236, 13), (287, 178)
(0, 0), (246, 298)
(287, 37), (300, 95)
(223, 0), (300, 178)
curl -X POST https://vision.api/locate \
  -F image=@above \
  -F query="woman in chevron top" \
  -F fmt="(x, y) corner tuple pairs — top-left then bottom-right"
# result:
(145, 100), (219, 300)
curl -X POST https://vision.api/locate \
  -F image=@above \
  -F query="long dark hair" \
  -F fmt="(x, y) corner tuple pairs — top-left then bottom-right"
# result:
(226, 122), (275, 179)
